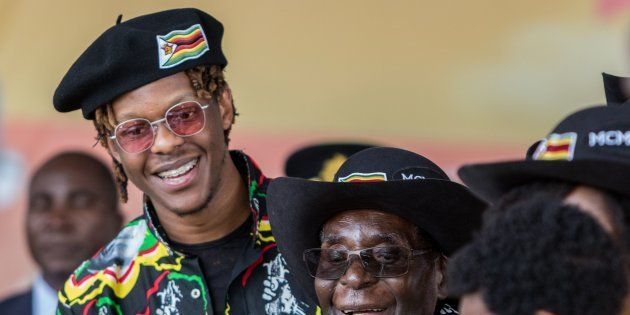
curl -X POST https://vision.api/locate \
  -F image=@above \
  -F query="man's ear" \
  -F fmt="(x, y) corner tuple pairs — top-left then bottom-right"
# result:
(436, 255), (448, 299)
(217, 85), (234, 131)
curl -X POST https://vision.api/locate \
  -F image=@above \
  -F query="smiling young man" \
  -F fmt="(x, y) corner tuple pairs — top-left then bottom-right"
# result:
(52, 8), (315, 315)
(268, 147), (487, 315)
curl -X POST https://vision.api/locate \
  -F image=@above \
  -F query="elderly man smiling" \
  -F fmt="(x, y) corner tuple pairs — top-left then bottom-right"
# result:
(268, 147), (486, 315)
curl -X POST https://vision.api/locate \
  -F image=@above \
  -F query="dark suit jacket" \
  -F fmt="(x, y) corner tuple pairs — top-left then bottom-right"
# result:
(0, 289), (32, 315)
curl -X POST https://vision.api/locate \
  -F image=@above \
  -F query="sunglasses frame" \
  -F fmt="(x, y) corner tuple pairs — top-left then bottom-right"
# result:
(109, 101), (210, 154)
(303, 246), (433, 280)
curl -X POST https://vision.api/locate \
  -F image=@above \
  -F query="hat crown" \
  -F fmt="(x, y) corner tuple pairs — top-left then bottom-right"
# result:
(333, 147), (449, 183)
(602, 72), (630, 105)
(528, 105), (630, 163)
(284, 143), (375, 179)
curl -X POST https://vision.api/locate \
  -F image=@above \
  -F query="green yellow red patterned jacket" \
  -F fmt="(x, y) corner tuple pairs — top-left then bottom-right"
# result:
(56, 151), (318, 315)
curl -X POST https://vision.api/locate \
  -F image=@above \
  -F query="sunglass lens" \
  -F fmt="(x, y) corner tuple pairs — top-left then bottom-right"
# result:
(304, 249), (348, 279)
(116, 119), (154, 153)
(166, 102), (205, 136)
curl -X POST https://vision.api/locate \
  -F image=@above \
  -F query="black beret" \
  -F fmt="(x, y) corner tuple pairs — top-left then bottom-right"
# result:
(53, 8), (227, 119)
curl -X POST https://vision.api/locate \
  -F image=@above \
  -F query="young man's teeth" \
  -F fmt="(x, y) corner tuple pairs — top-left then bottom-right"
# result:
(158, 159), (197, 179)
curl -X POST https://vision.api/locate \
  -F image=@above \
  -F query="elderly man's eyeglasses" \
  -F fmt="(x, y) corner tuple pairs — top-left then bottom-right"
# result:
(303, 246), (433, 279)
(109, 101), (210, 154)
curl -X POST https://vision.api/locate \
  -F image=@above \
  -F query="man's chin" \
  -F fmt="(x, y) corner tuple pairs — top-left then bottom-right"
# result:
(165, 193), (214, 218)
(169, 205), (206, 217)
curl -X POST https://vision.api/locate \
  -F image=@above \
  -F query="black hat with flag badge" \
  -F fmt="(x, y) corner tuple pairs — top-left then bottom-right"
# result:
(53, 8), (227, 119)
(268, 147), (486, 300)
(459, 105), (630, 203)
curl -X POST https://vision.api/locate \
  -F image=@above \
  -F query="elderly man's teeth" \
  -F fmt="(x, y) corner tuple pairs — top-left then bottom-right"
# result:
(158, 159), (197, 179)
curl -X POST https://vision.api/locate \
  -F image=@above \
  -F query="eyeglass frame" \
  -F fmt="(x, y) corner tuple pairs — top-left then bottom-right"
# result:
(108, 100), (210, 154)
(302, 246), (435, 280)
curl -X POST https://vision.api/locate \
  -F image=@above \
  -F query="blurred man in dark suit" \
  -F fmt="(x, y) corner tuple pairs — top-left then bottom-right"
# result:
(0, 151), (123, 315)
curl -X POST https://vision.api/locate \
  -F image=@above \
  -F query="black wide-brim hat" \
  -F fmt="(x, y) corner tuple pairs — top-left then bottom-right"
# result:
(459, 105), (630, 203)
(268, 147), (486, 301)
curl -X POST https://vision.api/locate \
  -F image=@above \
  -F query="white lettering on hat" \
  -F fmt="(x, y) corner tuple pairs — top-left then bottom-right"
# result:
(401, 173), (426, 180)
(588, 130), (630, 147)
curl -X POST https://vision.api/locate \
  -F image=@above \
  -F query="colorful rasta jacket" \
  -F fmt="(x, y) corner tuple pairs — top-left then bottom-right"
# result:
(56, 151), (318, 315)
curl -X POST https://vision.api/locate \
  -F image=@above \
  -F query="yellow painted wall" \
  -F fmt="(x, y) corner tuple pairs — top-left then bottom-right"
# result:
(0, 0), (628, 143)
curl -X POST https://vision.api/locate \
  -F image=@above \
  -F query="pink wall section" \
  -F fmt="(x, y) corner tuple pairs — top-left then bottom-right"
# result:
(0, 120), (522, 299)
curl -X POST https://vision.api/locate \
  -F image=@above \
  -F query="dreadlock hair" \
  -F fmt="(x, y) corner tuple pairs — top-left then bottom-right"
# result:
(449, 194), (627, 315)
(93, 65), (236, 203)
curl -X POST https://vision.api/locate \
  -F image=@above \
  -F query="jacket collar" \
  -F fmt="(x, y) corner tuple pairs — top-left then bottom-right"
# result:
(143, 150), (270, 254)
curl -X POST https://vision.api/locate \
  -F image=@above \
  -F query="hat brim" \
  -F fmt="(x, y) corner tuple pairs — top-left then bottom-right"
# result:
(267, 177), (486, 302)
(458, 159), (630, 203)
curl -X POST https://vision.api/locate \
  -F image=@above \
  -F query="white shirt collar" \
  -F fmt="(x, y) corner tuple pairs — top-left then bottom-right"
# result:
(32, 275), (58, 315)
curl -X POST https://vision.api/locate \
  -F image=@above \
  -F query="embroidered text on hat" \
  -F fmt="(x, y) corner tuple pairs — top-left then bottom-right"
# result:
(588, 130), (630, 147)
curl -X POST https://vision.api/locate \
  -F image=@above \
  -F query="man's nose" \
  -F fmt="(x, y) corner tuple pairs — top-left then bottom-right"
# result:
(338, 256), (378, 289)
(45, 203), (71, 230)
(151, 123), (185, 154)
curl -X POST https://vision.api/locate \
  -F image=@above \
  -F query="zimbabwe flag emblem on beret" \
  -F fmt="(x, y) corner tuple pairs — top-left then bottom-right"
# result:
(156, 24), (210, 69)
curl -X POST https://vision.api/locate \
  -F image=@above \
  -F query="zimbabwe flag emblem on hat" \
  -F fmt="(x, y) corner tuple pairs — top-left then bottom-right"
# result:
(533, 132), (577, 161)
(338, 172), (387, 183)
(157, 24), (209, 69)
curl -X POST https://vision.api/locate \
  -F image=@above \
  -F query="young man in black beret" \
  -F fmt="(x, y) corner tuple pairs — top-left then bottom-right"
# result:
(448, 195), (627, 315)
(52, 8), (315, 315)
(268, 147), (487, 315)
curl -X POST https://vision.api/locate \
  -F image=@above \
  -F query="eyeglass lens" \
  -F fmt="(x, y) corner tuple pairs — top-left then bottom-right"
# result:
(114, 101), (206, 153)
(304, 246), (412, 279)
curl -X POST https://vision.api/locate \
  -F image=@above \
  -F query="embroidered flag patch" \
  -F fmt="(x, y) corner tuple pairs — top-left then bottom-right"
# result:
(156, 24), (209, 69)
(533, 132), (577, 161)
(338, 172), (387, 183)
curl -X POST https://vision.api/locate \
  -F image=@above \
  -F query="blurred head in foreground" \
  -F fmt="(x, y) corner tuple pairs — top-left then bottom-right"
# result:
(459, 104), (630, 238)
(458, 104), (630, 312)
(448, 195), (627, 315)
